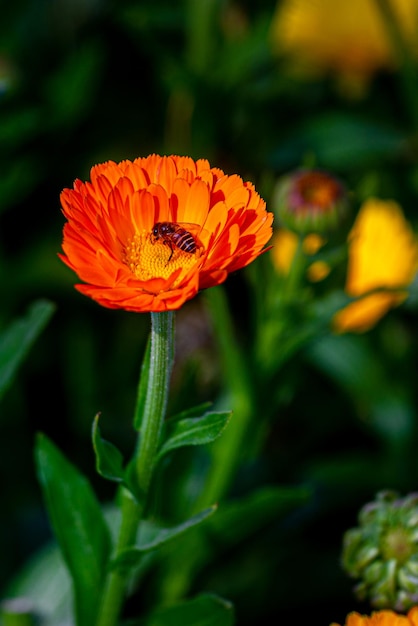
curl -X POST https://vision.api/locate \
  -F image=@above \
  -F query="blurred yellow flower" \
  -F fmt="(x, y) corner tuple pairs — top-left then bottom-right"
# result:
(307, 259), (330, 282)
(271, 228), (299, 275)
(331, 606), (418, 626)
(270, 0), (418, 93)
(271, 228), (329, 281)
(304, 233), (326, 256)
(334, 199), (418, 333)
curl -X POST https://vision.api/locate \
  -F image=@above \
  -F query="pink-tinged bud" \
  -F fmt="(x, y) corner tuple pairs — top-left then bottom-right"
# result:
(272, 169), (350, 235)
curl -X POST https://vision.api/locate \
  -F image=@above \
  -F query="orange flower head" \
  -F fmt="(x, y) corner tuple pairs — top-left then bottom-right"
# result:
(59, 155), (273, 312)
(331, 606), (418, 626)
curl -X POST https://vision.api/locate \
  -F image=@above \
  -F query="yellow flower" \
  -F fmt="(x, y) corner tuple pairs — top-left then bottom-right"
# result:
(270, 0), (418, 93)
(307, 259), (331, 283)
(331, 606), (418, 626)
(271, 228), (299, 275)
(271, 228), (328, 281)
(334, 198), (418, 333)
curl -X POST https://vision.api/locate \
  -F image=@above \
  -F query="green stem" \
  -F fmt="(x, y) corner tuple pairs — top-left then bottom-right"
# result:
(374, 0), (418, 132)
(256, 237), (306, 373)
(185, 0), (219, 76)
(164, 88), (194, 155)
(284, 238), (306, 297)
(96, 311), (175, 626)
(195, 286), (254, 509)
(157, 287), (253, 603)
(135, 311), (175, 495)
(95, 490), (142, 626)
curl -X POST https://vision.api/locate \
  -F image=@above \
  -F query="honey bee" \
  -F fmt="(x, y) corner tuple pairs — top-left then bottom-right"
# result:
(151, 222), (201, 262)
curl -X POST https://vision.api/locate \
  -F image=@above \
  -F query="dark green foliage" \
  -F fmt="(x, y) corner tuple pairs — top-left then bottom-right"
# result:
(35, 434), (111, 626)
(0, 300), (55, 401)
(142, 593), (235, 626)
(3, 1), (418, 625)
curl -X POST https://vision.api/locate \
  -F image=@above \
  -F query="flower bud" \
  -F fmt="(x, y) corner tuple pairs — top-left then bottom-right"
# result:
(272, 169), (350, 236)
(342, 491), (418, 611)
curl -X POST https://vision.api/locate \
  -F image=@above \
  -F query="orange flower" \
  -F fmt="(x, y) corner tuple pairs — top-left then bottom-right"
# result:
(331, 606), (418, 626)
(59, 155), (273, 312)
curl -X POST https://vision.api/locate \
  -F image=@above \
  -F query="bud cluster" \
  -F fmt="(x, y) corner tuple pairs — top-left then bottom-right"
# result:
(342, 491), (418, 611)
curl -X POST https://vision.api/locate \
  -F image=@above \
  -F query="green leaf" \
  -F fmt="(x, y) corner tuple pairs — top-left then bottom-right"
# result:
(307, 333), (394, 404)
(112, 506), (217, 572)
(143, 593), (235, 626)
(0, 600), (37, 626)
(167, 401), (213, 423)
(157, 411), (231, 462)
(92, 416), (143, 502)
(307, 334), (415, 444)
(208, 485), (311, 546)
(307, 114), (407, 169)
(35, 434), (111, 626)
(271, 112), (407, 171)
(92, 414), (125, 483)
(4, 507), (122, 626)
(4, 541), (72, 626)
(0, 300), (55, 402)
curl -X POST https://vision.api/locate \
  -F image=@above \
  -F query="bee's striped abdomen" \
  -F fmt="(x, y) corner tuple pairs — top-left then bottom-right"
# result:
(173, 231), (197, 253)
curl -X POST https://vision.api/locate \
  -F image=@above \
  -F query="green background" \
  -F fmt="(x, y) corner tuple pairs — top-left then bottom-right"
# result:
(2, 1), (418, 624)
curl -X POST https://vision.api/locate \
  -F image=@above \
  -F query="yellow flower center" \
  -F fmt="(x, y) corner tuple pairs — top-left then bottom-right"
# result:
(123, 230), (201, 281)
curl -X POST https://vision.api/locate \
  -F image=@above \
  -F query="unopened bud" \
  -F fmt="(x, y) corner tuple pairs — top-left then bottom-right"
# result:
(342, 491), (418, 611)
(272, 169), (350, 235)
